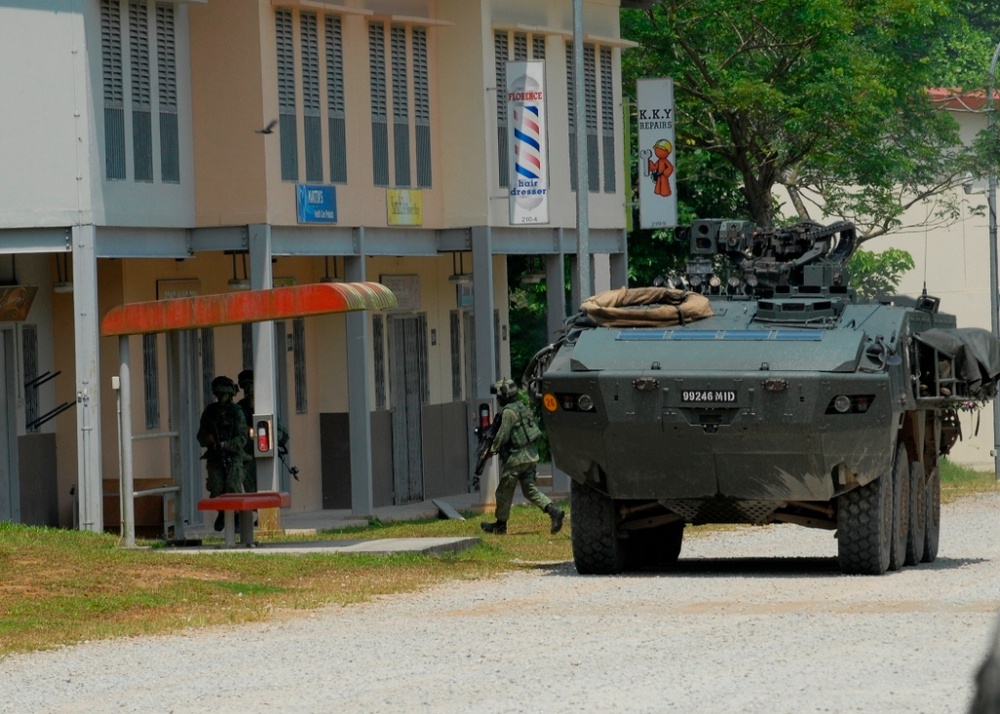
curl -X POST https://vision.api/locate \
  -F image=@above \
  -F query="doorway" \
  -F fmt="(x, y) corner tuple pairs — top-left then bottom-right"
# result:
(389, 314), (427, 504)
(0, 328), (19, 521)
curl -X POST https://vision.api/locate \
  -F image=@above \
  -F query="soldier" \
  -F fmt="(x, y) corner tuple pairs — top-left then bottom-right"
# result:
(236, 369), (289, 493)
(480, 378), (565, 536)
(196, 375), (250, 531)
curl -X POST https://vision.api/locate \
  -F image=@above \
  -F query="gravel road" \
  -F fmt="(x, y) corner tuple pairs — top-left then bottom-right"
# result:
(3, 493), (1000, 714)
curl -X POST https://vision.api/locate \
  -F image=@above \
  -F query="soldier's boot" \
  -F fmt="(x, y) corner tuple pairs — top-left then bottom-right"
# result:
(545, 503), (565, 534)
(480, 520), (507, 535)
(213, 511), (225, 532)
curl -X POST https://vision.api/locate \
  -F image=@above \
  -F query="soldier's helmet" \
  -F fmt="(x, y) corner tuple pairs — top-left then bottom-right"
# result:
(490, 378), (519, 404)
(211, 376), (236, 395)
(237, 369), (253, 389)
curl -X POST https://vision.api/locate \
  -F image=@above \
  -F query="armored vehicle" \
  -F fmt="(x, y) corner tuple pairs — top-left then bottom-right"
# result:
(526, 220), (1000, 575)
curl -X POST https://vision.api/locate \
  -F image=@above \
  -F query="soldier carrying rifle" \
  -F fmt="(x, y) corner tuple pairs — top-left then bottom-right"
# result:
(197, 375), (250, 532)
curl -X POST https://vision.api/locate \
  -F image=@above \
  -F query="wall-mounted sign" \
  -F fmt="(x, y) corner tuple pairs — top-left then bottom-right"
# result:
(507, 60), (549, 225)
(0, 285), (36, 321)
(456, 282), (474, 308)
(636, 77), (677, 229)
(296, 184), (337, 224)
(387, 189), (423, 226)
(379, 274), (420, 311)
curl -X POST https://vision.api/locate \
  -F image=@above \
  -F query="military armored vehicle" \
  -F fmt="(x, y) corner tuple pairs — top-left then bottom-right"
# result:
(526, 219), (1000, 575)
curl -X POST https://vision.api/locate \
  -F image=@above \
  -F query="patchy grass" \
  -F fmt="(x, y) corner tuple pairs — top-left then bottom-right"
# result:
(3, 460), (998, 658)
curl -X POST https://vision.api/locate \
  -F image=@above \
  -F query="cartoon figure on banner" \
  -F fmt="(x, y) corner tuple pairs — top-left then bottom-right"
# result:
(640, 139), (674, 198)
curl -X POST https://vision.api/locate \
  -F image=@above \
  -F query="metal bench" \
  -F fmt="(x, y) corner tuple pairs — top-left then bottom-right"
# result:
(197, 491), (290, 547)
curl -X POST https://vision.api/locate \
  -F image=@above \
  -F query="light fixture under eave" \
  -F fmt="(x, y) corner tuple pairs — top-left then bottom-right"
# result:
(54, 252), (73, 293)
(228, 252), (250, 291)
(448, 251), (472, 283)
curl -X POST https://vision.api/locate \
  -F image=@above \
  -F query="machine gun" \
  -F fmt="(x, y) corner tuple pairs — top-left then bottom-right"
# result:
(208, 420), (232, 473)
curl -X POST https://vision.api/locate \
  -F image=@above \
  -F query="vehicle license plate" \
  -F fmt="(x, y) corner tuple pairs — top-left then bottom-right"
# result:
(681, 389), (737, 404)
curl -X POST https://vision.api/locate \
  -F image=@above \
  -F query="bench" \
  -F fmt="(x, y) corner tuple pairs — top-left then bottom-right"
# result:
(197, 491), (290, 547)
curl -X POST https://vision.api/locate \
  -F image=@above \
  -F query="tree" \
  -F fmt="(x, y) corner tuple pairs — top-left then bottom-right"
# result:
(620, 0), (995, 243)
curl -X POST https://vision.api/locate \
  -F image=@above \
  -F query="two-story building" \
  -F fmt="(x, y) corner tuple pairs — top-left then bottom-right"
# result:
(0, 0), (632, 534)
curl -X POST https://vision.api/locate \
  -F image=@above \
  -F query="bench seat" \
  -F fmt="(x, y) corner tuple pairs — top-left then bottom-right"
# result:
(197, 491), (290, 547)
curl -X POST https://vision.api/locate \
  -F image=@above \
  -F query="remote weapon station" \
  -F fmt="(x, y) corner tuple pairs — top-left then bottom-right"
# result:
(526, 220), (1000, 575)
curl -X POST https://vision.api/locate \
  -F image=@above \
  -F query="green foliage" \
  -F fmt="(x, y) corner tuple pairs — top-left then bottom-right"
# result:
(620, 0), (997, 241)
(847, 247), (916, 299)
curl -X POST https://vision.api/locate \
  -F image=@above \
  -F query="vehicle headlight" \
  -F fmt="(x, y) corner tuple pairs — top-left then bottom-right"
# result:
(833, 395), (852, 413)
(577, 393), (595, 412)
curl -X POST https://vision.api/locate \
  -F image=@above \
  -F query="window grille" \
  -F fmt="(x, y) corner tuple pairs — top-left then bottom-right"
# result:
(600, 46), (615, 193)
(390, 25), (411, 187)
(143, 333), (159, 429)
(22, 325), (39, 433)
(293, 318), (307, 414)
(369, 22), (389, 186)
(494, 31), (509, 188)
(412, 28), (431, 188)
(276, 9), (298, 181)
(325, 15), (347, 183)
(373, 315), (386, 409)
(156, 3), (179, 182)
(129, 1), (153, 182)
(301, 12), (323, 182)
(101, 0), (126, 180)
(449, 311), (462, 400)
(200, 328), (214, 406)
(242, 323), (253, 370)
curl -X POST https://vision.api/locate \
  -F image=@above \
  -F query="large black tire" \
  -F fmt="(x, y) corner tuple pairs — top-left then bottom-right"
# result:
(625, 522), (684, 569)
(888, 444), (909, 572)
(571, 480), (626, 574)
(837, 444), (894, 575)
(922, 465), (941, 563)
(905, 461), (926, 566)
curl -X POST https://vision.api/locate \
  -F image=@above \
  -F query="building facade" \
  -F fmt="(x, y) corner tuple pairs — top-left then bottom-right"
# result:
(0, 0), (631, 533)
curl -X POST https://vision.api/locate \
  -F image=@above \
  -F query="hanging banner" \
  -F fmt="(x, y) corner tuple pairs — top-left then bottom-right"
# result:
(636, 77), (677, 229)
(507, 61), (549, 225)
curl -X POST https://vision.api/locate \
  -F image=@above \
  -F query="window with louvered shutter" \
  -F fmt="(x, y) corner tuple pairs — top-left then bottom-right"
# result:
(494, 31), (509, 188)
(390, 25), (411, 187)
(23, 325), (39, 433)
(600, 46), (616, 193)
(584, 43), (599, 192)
(129, 1), (153, 182)
(513, 32), (527, 61)
(301, 13), (323, 182)
(156, 3), (179, 182)
(293, 318), (307, 414)
(373, 315), (386, 410)
(101, 0), (126, 180)
(276, 9), (298, 181)
(413, 27), (431, 188)
(369, 22), (389, 186)
(200, 328), (215, 407)
(325, 15), (347, 183)
(566, 42), (577, 191)
(242, 323), (253, 370)
(449, 311), (462, 400)
(532, 35), (546, 60)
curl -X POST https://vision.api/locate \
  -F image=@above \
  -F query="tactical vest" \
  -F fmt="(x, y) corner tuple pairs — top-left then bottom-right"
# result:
(507, 400), (542, 448)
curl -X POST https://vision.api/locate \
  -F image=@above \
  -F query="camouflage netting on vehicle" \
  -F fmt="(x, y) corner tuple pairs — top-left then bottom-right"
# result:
(579, 286), (714, 327)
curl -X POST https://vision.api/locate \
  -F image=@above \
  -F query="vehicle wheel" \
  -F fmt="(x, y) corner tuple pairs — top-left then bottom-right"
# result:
(905, 461), (926, 566)
(922, 465), (941, 563)
(625, 521), (684, 569)
(837, 443), (895, 575)
(571, 480), (626, 575)
(888, 444), (909, 572)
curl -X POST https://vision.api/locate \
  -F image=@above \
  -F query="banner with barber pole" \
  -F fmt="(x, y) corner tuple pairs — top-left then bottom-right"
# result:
(507, 61), (549, 224)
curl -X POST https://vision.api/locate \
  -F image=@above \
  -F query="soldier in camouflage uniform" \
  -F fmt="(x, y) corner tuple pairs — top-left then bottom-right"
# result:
(236, 369), (289, 493)
(197, 376), (250, 531)
(480, 378), (565, 536)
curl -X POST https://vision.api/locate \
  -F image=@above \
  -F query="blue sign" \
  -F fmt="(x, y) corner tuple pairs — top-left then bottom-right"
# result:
(296, 185), (337, 224)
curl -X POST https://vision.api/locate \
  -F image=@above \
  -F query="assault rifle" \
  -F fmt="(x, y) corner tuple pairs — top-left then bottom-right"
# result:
(474, 412), (502, 477)
(210, 420), (232, 473)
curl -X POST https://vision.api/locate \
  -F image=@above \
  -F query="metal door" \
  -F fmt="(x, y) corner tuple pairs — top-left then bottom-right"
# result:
(389, 314), (427, 504)
(0, 328), (19, 521)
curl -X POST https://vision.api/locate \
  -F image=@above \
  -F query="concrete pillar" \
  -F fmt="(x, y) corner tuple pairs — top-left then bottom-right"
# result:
(345, 229), (374, 516)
